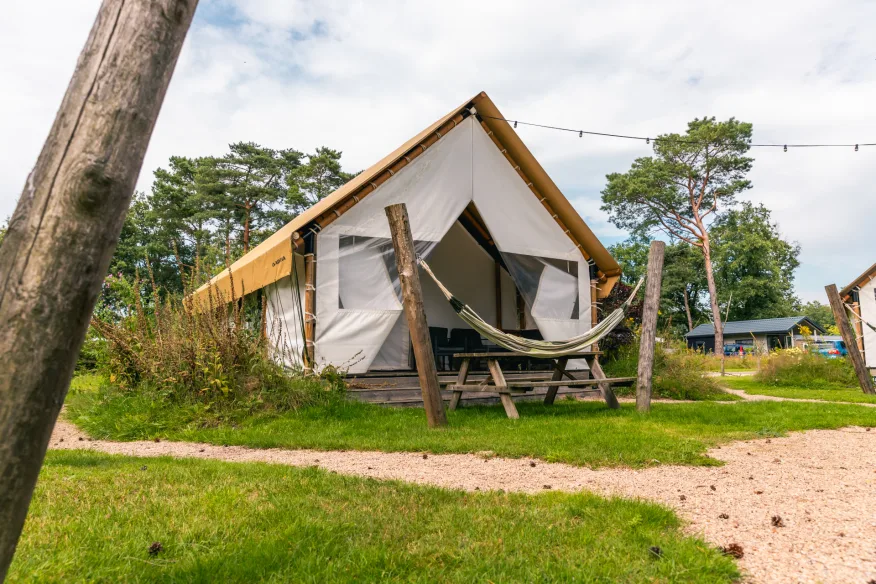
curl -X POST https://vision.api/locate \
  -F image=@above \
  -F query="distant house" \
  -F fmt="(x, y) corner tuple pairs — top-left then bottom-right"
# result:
(685, 317), (826, 353)
(841, 262), (876, 375)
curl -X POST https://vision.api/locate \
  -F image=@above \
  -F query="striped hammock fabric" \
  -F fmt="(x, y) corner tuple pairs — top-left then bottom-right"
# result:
(418, 258), (643, 357)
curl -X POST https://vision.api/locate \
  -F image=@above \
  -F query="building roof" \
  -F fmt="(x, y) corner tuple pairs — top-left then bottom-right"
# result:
(685, 316), (826, 338)
(189, 92), (620, 308)
(840, 261), (876, 299)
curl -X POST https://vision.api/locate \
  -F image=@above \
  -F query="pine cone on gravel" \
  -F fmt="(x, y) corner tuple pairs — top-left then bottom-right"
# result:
(720, 543), (744, 559)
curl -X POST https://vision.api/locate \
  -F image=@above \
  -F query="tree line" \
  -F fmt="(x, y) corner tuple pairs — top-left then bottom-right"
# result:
(0, 117), (834, 341)
(110, 142), (354, 294)
(601, 116), (835, 343)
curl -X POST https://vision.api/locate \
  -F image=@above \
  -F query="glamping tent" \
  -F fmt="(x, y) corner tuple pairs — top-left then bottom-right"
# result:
(841, 262), (876, 375)
(190, 92), (621, 374)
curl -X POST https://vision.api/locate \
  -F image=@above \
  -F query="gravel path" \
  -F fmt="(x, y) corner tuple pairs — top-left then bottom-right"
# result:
(50, 418), (876, 584)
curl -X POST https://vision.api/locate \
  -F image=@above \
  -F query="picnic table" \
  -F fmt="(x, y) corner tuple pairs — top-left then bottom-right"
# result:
(447, 351), (634, 419)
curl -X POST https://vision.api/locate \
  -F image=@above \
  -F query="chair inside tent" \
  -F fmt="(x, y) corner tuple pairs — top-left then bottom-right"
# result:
(190, 93), (621, 375)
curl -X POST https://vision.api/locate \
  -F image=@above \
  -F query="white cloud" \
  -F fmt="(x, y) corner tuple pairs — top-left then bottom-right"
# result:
(2, 0), (874, 302)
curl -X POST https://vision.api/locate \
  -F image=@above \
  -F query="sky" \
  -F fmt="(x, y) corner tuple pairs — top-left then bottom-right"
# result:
(1, 0), (874, 303)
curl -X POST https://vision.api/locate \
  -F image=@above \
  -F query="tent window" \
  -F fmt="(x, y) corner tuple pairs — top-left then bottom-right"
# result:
(500, 252), (579, 320)
(338, 234), (435, 310)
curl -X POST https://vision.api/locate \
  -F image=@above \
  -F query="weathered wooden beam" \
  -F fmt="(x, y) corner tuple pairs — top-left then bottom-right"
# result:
(0, 1), (197, 578)
(589, 359), (621, 409)
(385, 203), (448, 427)
(486, 359), (518, 419)
(850, 301), (865, 352)
(636, 241), (666, 412)
(494, 260), (503, 329)
(825, 284), (875, 394)
(516, 288), (526, 329)
(452, 351), (601, 359)
(303, 244), (316, 373)
(543, 357), (569, 405)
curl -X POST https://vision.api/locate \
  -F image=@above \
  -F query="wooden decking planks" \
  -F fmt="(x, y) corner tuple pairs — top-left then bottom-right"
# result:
(345, 370), (603, 407)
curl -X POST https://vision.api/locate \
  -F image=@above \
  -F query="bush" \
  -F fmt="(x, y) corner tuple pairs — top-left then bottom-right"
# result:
(88, 267), (343, 420)
(602, 339), (728, 400)
(755, 349), (857, 389)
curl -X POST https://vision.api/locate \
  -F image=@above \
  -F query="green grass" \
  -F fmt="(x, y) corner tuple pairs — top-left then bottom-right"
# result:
(9, 450), (739, 583)
(721, 377), (876, 404)
(67, 378), (876, 468)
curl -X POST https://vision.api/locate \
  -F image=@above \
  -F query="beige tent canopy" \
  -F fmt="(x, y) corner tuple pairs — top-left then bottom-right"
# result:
(190, 92), (621, 373)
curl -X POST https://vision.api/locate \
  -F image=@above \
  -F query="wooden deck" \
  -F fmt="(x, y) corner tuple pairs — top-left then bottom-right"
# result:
(345, 369), (599, 407)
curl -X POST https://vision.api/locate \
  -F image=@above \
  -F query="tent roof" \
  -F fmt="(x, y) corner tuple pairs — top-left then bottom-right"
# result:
(840, 261), (876, 300)
(190, 92), (620, 306)
(685, 316), (825, 338)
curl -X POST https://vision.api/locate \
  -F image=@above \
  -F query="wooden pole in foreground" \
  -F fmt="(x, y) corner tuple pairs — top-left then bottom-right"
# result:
(825, 284), (875, 394)
(636, 241), (666, 412)
(385, 204), (447, 427)
(0, 1), (198, 578)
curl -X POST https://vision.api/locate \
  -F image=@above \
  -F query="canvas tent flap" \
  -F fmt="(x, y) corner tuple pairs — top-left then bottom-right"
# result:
(314, 118), (476, 373)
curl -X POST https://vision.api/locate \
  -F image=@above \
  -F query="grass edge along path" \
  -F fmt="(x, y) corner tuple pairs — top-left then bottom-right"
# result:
(66, 375), (876, 469)
(721, 377), (876, 405)
(9, 450), (739, 583)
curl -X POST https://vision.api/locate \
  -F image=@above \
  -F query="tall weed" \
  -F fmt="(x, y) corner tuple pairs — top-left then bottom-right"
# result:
(755, 349), (857, 389)
(602, 339), (727, 400)
(88, 263), (341, 419)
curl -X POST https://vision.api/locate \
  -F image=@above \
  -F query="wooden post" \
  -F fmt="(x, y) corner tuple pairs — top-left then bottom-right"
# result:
(385, 203), (447, 427)
(825, 284), (875, 394)
(516, 288), (526, 329)
(636, 241), (666, 412)
(303, 242), (317, 373)
(494, 260), (503, 329)
(851, 301), (865, 352)
(590, 279), (599, 351)
(0, 1), (197, 578)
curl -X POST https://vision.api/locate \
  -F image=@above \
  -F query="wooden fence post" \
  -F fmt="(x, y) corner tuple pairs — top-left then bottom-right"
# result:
(637, 241), (666, 412)
(0, 1), (198, 578)
(385, 204), (447, 427)
(825, 284), (875, 394)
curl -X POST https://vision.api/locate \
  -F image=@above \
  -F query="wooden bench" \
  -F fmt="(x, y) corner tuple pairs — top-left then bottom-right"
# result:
(447, 352), (634, 419)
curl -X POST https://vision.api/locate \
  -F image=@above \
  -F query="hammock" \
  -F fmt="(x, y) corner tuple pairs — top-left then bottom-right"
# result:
(418, 258), (643, 357)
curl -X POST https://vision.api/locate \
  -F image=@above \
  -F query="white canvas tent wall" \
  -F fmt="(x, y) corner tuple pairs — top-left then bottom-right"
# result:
(190, 92), (621, 375)
(841, 263), (876, 370)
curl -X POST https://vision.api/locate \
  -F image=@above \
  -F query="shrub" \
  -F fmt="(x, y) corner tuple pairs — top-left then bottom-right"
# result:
(755, 349), (857, 389)
(88, 266), (342, 419)
(602, 339), (727, 400)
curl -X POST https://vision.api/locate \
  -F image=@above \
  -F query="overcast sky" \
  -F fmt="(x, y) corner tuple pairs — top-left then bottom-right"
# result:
(2, 0), (874, 302)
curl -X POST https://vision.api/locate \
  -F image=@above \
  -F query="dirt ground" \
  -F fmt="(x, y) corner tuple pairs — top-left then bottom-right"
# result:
(50, 417), (876, 584)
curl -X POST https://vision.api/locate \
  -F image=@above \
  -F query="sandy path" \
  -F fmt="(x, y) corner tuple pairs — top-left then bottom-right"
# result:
(49, 418), (876, 584)
(722, 386), (876, 407)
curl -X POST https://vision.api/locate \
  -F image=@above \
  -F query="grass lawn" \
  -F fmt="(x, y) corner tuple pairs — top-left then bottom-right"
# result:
(9, 450), (739, 583)
(67, 375), (876, 468)
(721, 377), (876, 404)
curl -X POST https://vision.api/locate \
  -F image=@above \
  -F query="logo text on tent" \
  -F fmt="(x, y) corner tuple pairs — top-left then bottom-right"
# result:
(272, 256), (286, 267)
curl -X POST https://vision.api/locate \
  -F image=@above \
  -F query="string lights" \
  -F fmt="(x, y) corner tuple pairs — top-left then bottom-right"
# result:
(487, 114), (873, 151)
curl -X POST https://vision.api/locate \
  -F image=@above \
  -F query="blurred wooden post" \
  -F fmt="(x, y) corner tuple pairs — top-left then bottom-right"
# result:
(303, 241), (316, 373)
(0, 1), (198, 578)
(385, 203), (447, 427)
(637, 241), (665, 412)
(850, 301), (865, 352)
(494, 260), (503, 328)
(825, 284), (875, 394)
